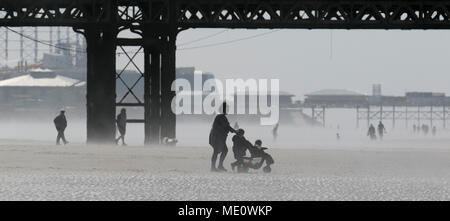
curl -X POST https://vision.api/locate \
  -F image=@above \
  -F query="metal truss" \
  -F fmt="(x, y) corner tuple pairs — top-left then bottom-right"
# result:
(176, 0), (450, 29)
(310, 106), (326, 126)
(2, 1), (450, 29)
(116, 46), (144, 106)
(117, 1), (168, 23)
(0, 0), (110, 26)
(357, 106), (450, 128)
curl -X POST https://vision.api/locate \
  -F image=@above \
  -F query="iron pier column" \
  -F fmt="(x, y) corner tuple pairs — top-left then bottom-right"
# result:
(444, 106), (447, 129)
(143, 46), (153, 144)
(143, 31), (177, 144)
(149, 47), (162, 144)
(356, 106), (360, 128)
(161, 34), (177, 140)
(85, 26), (117, 144)
(160, 0), (178, 141)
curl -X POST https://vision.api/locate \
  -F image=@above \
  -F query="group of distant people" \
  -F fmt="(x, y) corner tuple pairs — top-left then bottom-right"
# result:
(365, 121), (439, 141)
(53, 108), (128, 146)
(367, 121), (387, 140)
(413, 124), (437, 136)
(209, 102), (274, 173)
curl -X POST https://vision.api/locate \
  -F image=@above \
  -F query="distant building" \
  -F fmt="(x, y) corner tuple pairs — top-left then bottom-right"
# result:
(176, 67), (215, 91)
(174, 89), (297, 124)
(405, 92), (447, 106)
(174, 90), (295, 112)
(42, 53), (73, 70)
(304, 89), (368, 107)
(368, 95), (405, 106)
(0, 68), (85, 111)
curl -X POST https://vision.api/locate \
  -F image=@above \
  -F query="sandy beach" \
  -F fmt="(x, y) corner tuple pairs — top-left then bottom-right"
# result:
(0, 138), (449, 201)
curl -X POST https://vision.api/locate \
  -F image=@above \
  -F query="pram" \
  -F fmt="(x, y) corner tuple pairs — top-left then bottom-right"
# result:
(237, 146), (274, 173)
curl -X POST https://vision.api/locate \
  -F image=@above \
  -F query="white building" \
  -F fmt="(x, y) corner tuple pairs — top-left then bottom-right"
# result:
(0, 68), (85, 111)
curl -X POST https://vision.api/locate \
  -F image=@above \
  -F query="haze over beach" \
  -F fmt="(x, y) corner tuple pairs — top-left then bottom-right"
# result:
(0, 118), (449, 200)
(1, 27), (450, 201)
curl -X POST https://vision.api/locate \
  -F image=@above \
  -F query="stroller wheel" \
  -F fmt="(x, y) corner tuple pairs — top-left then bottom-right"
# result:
(263, 166), (271, 173)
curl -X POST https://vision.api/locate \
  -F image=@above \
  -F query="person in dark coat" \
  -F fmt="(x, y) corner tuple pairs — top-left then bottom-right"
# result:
(367, 124), (376, 140)
(209, 102), (236, 172)
(230, 129), (253, 171)
(377, 121), (386, 140)
(115, 108), (127, 146)
(54, 110), (68, 145)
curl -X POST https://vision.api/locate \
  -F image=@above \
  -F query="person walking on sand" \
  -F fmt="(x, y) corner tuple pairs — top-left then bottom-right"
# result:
(377, 121), (386, 140)
(115, 108), (127, 146)
(54, 110), (68, 145)
(367, 124), (376, 140)
(209, 102), (236, 172)
(272, 123), (279, 141)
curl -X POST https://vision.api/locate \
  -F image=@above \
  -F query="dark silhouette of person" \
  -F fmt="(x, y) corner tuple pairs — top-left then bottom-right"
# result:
(336, 124), (341, 140)
(115, 108), (127, 146)
(272, 123), (279, 141)
(377, 121), (386, 140)
(230, 128), (253, 172)
(413, 124), (417, 133)
(367, 124), (376, 140)
(53, 110), (68, 145)
(432, 126), (437, 136)
(209, 102), (236, 172)
(422, 124), (429, 135)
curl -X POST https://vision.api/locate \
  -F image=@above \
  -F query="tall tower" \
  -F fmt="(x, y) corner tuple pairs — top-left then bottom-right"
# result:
(2, 27), (83, 70)
(372, 84), (382, 96)
(19, 27), (38, 65)
(0, 27), (8, 68)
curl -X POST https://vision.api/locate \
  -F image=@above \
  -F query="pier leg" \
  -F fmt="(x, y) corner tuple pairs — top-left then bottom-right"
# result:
(85, 26), (116, 144)
(144, 47), (153, 144)
(322, 106), (326, 127)
(405, 106), (408, 129)
(392, 106), (395, 129)
(150, 48), (161, 144)
(143, 29), (177, 144)
(161, 35), (177, 140)
(444, 106), (447, 129)
(430, 106), (433, 128)
(356, 106), (359, 128)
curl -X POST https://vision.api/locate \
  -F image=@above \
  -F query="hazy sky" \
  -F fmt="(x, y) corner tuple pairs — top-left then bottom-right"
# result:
(176, 29), (450, 99)
(4, 27), (450, 101)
